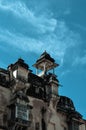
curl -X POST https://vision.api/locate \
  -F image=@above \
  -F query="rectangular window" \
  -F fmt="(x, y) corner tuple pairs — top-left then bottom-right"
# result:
(73, 122), (79, 130)
(15, 104), (29, 121)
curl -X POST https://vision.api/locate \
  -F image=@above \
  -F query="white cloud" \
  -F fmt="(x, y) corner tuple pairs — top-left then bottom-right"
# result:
(0, 29), (44, 52)
(0, 0), (81, 66)
(0, 0), (57, 33)
(0, 20), (80, 66)
(40, 21), (80, 64)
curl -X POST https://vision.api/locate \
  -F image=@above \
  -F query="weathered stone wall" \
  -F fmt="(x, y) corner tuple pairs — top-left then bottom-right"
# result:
(28, 96), (68, 130)
(79, 123), (86, 130)
(0, 86), (11, 126)
(0, 85), (85, 130)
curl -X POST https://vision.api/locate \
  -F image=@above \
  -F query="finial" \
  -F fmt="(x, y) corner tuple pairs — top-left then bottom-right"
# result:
(44, 50), (47, 53)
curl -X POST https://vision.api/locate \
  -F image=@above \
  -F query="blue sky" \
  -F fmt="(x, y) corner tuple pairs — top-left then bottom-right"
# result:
(0, 0), (86, 118)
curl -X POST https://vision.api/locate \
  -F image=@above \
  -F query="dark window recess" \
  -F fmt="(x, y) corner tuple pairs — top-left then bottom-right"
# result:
(41, 119), (46, 130)
(35, 87), (39, 94)
(35, 122), (40, 130)
(22, 127), (27, 130)
(64, 127), (67, 130)
(26, 85), (35, 96)
(0, 74), (6, 86)
(0, 74), (9, 87)
(73, 122), (79, 130)
(68, 122), (72, 130)
(15, 126), (27, 130)
(3, 114), (7, 125)
(26, 85), (44, 99)
(11, 106), (15, 120)
(68, 121), (79, 130)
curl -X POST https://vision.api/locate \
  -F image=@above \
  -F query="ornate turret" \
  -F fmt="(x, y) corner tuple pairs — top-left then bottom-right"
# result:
(33, 51), (59, 76)
(48, 73), (59, 97)
(8, 58), (31, 82)
(8, 58), (31, 91)
(33, 51), (60, 102)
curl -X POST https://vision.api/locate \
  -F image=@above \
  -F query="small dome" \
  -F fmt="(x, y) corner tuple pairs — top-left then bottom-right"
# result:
(37, 51), (55, 63)
(33, 51), (59, 71)
(8, 58), (29, 70)
(57, 96), (75, 111)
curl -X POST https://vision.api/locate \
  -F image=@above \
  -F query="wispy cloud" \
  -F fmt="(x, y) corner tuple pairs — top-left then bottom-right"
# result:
(60, 70), (71, 77)
(73, 54), (86, 66)
(0, 21), (80, 66)
(0, 29), (44, 52)
(0, 0), (57, 34)
(0, 0), (82, 67)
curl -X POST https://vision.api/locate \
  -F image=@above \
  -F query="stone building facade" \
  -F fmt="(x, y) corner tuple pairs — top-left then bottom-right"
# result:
(0, 51), (86, 130)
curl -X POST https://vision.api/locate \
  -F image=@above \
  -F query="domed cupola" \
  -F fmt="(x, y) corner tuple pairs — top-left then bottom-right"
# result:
(33, 51), (59, 76)
(8, 58), (30, 82)
(57, 96), (75, 111)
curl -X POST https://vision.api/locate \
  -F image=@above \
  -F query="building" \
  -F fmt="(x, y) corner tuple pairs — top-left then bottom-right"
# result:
(0, 51), (86, 130)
